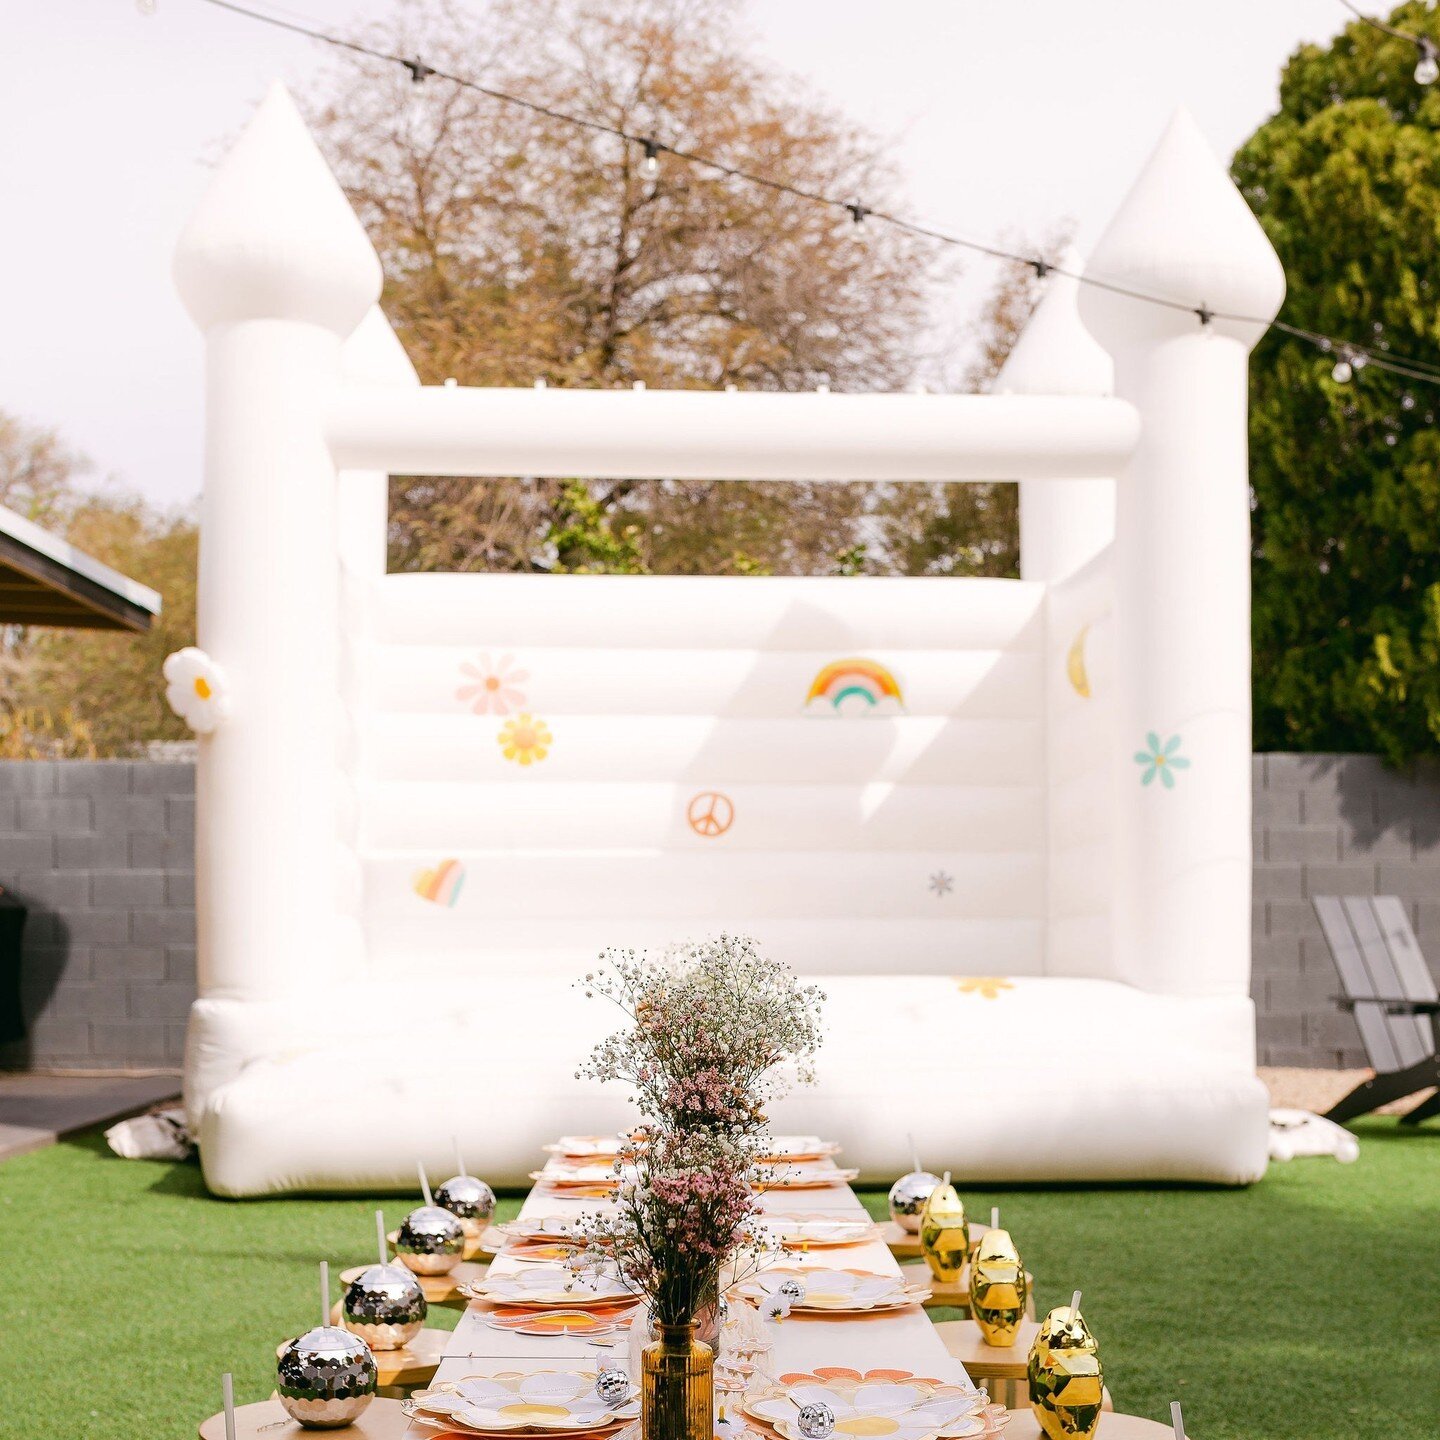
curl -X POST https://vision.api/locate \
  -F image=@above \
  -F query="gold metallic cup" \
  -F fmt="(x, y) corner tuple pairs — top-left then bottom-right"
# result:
(969, 1225), (1028, 1347)
(919, 1171), (968, 1284)
(1028, 1303), (1103, 1440)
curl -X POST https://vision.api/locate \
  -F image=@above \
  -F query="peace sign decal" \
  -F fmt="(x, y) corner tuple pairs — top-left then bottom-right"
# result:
(687, 791), (734, 838)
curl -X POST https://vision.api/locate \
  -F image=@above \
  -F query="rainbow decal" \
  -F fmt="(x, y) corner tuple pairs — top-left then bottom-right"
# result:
(805, 657), (904, 714)
(412, 858), (466, 908)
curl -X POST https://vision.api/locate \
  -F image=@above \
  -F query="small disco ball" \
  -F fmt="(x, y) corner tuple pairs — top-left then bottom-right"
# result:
(887, 1170), (942, 1233)
(434, 1174), (496, 1239)
(777, 1278), (807, 1303)
(276, 1324), (377, 1429)
(594, 1367), (633, 1407)
(796, 1401), (836, 1439)
(395, 1204), (465, 1275)
(342, 1263), (427, 1351)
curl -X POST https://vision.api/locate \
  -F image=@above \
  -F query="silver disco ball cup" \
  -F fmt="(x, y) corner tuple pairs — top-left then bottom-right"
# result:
(395, 1204), (465, 1274)
(434, 1174), (496, 1240)
(276, 1324), (377, 1429)
(887, 1170), (942, 1233)
(342, 1263), (427, 1350)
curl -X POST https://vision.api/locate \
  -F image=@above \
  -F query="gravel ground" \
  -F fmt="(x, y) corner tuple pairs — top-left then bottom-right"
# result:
(1258, 1065), (1432, 1115)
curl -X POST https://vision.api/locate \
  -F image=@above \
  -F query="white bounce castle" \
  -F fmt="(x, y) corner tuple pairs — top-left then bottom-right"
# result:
(176, 85), (1284, 1196)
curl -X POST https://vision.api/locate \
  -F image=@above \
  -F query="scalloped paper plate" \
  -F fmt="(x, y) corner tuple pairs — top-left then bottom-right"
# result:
(405, 1370), (637, 1435)
(531, 1164), (620, 1187)
(486, 1309), (623, 1338)
(754, 1214), (878, 1249)
(744, 1372), (1007, 1440)
(734, 1265), (929, 1312)
(464, 1263), (637, 1308)
(544, 1135), (626, 1159)
(757, 1135), (844, 1163)
(755, 1167), (861, 1190)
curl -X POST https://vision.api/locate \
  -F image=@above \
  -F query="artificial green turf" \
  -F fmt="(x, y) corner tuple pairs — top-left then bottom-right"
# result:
(1, 1121), (1437, 1440)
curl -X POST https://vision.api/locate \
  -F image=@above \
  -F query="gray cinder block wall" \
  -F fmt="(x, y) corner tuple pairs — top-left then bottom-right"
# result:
(0, 761), (195, 1070)
(1251, 753), (1440, 1069)
(1, 754), (1438, 1073)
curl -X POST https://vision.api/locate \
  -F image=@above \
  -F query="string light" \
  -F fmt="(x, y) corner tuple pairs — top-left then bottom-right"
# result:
(184, 0), (1440, 392)
(1338, 1), (1439, 85)
(1416, 37), (1440, 84)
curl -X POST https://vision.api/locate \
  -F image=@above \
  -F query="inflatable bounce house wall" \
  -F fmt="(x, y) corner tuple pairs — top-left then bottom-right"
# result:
(177, 85), (1285, 1195)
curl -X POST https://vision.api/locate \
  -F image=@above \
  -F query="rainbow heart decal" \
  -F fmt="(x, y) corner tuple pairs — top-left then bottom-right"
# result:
(413, 858), (465, 907)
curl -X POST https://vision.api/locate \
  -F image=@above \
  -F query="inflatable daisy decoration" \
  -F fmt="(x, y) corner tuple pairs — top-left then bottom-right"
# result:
(162, 647), (230, 734)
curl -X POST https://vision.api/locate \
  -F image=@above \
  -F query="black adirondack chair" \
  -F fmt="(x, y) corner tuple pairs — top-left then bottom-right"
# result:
(1312, 896), (1440, 1126)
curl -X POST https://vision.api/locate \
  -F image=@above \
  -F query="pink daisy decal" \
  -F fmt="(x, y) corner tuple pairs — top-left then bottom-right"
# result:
(456, 652), (529, 716)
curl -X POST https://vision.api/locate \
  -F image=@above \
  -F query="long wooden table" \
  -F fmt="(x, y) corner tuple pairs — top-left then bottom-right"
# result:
(429, 1148), (974, 1401)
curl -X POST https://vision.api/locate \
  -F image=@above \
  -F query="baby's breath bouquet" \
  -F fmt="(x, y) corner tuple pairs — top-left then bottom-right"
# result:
(574, 1127), (764, 1327)
(577, 934), (824, 1136)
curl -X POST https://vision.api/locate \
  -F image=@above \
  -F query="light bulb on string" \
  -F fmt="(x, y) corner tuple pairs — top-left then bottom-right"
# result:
(1332, 347), (1368, 384)
(136, 0), (157, 13)
(1416, 39), (1439, 85)
(642, 140), (660, 177)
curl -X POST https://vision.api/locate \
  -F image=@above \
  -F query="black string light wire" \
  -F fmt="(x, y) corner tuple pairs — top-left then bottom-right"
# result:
(1338, 0), (1440, 83)
(159, 0), (1440, 390)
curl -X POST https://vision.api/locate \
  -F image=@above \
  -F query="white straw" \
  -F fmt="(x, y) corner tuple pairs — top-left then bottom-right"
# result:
(1170, 1401), (1185, 1440)
(222, 1373), (236, 1440)
(1069, 1289), (1082, 1318)
(320, 1261), (331, 1329)
(942, 1170), (951, 1186)
(454, 1137), (467, 1177)
(907, 1133), (921, 1173)
(376, 1209), (388, 1268)
(418, 1161), (433, 1207)
(990, 1207), (1000, 1230)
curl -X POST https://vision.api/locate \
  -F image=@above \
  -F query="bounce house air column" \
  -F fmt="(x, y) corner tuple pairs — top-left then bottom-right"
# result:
(174, 84), (384, 998)
(996, 246), (1116, 587)
(1080, 110), (1284, 997)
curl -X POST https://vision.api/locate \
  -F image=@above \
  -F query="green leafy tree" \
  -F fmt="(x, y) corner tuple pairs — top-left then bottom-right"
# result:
(1235, 2), (1440, 761)
(0, 408), (196, 755)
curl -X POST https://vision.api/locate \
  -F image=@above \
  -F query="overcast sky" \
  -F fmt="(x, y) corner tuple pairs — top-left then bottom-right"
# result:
(0, 0), (1402, 507)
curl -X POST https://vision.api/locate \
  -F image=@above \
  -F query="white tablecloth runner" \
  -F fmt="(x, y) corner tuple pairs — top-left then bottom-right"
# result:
(431, 1147), (971, 1404)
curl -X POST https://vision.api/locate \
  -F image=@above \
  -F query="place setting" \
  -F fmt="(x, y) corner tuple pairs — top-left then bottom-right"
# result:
(403, 1369), (641, 1437)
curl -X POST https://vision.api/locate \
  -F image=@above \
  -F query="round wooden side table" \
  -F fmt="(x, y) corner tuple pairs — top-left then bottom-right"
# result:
(198, 1396), (412, 1439)
(934, 1319), (1113, 1413)
(282, 1326), (450, 1395)
(881, 1219), (986, 1262)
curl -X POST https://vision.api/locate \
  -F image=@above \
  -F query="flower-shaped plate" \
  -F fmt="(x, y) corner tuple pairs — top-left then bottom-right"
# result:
(744, 1371), (1007, 1440)
(756, 1167), (861, 1190)
(506, 1239), (583, 1264)
(734, 1266), (929, 1313)
(544, 1135), (625, 1159)
(405, 1370), (637, 1435)
(754, 1214), (878, 1249)
(464, 1263), (636, 1308)
(756, 1136), (843, 1164)
(531, 1164), (619, 1188)
(500, 1215), (613, 1244)
(485, 1309), (622, 1338)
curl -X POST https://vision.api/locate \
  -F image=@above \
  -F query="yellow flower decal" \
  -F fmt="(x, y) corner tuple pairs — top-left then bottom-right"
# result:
(955, 976), (1014, 1000)
(499, 713), (552, 766)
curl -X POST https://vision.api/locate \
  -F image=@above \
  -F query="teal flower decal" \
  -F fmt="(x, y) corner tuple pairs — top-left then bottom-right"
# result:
(1135, 732), (1190, 789)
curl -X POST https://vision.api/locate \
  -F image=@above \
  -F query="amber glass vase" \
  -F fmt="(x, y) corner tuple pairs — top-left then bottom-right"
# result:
(642, 1321), (713, 1440)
